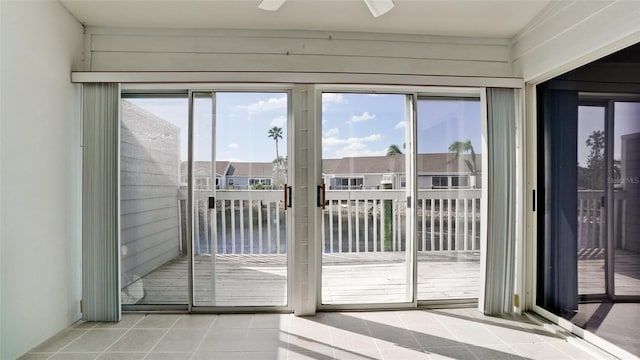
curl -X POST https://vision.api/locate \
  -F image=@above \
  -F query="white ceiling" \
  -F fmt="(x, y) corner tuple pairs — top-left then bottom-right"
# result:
(60, 0), (552, 38)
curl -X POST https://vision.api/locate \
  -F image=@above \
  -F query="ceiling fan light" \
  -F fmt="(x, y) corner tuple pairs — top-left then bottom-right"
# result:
(364, 0), (395, 17)
(258, 0), (286, 11)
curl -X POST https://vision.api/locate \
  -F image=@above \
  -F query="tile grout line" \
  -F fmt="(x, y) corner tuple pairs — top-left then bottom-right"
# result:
(362, 312), (387, 360)
(322, 314), (338, 360)
(94, 315), (148, 359)
(47, 316), (143, 360)
(188, 314), (219, 359)
(395, 310), (433, 357)
(138, 315), (181, 359)
(36, 328), (93, 360)
(474, 311), (525, 358)
(285, 314), (291, 360)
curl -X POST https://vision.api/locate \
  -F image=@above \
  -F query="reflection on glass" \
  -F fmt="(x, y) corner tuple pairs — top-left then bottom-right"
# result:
(120, 97), (189, 305)
(613, 102), (640, 296)
(577, 105), (606, 295)
(416, 98), (482, 301)
(321, 93), (411, 304)
(193, 92), (288, 307)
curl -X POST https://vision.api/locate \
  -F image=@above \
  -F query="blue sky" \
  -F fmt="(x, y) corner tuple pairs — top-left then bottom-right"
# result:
(578, 103), (640, 167)
(126, 92), (483, 163)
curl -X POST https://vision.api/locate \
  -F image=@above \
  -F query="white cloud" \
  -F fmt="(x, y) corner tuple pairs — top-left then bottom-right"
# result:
(360, 134), (382, 142)
(270, 115), (287, 127)
(394, 121), (406, 130)
(228, 143), (239, 149)
(323, 93), (345, 104)
(243, 96), (287, 114)
(333, 144), (386, 158)
(324, 128), (339, 137)
(321, 93), (346, 111)
(322, 133), (382, 148)
(322, 132), (385, 157)
(350, 111), (376, 123)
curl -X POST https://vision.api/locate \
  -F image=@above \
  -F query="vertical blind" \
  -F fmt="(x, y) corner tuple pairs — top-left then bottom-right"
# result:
(82, 83), (121, 321)
(484, 88), (517, 315)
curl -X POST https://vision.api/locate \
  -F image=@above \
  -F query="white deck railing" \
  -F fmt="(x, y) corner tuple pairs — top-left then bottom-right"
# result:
(184, 189), (625, 256)
(322, 189), (482, 253)
(189, 188), (482, 255)
(577, 190), (626, 252)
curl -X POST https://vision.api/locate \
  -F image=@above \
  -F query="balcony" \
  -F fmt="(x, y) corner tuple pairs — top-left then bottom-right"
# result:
(122, 188), (482, 305)
(122, 188), (640, 305)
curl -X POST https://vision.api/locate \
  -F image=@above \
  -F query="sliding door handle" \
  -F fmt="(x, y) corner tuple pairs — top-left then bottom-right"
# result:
(284, 184), (292, 210)
(317, 183), (326, 209)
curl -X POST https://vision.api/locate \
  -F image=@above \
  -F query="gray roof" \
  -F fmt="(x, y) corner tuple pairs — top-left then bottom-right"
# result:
(226, 162), (273, 177)
(323, 153), (481, 175)
(178, 153), (480, 179)
(181, 161), (230, 177)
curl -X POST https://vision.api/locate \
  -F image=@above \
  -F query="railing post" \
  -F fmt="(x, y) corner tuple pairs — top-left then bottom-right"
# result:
(240, 200), (245, 254)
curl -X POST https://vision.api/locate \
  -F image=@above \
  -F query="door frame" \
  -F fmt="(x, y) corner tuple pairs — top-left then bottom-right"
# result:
(314, 85), (487, 311)
(579, 93), (640, 302)
(187, 87), (295, 313)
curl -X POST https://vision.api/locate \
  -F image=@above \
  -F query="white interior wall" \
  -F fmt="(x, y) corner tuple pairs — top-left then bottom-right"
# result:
(0, 1), (84, 358)
(512, 0), (640, 83)
(84, 27), (513, 78)
(512, 0), (640, 313)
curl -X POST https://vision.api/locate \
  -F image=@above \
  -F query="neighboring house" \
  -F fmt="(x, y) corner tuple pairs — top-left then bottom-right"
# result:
(179, 153), (481, 191)
(226, 162), (275, 189)
(180, 161), (275, 190)
(181, 161), (230, 190)
(323, 153), (481, 190)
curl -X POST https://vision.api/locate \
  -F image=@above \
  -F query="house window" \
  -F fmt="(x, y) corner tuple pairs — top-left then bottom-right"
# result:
(432, 176), (449, 188)
(400, 176), (407, 188)
(195, 177), (210, 190)
(228, 178), (235, 186)
(249, 178), (271, 186)
(451, 176), (469, 188)
(336, 177), (363, 189)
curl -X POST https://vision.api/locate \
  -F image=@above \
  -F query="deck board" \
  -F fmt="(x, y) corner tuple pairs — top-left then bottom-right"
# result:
(122, 252), (482, 306)
(122, 250), (640, 306)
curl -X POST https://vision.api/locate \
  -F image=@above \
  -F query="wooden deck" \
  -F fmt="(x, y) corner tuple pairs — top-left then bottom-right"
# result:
(122, 252), (481, 306)
(122, 249), (640, 306)
(579, 249), (640, 296)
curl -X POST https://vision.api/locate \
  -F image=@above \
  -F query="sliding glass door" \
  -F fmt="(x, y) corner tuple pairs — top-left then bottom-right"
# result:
(192, 91), (291, 308)
(539, 93), (640, 317)
(415, 97), (483, 302)
(319, 92), (413, 305)
(120, 94), (189, 306)
(119, 86), (488, 311)
(318, 90), (485, 307)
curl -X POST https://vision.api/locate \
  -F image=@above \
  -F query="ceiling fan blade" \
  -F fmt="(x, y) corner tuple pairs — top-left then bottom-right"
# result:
(364, 0), (395, 17)
(258, 0), (286, 11)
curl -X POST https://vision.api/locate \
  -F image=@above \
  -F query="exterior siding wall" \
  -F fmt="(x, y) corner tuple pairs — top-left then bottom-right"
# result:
(120, 102), (181, 288)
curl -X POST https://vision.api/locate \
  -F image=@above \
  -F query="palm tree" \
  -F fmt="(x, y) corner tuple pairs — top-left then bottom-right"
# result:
(386, 144), (403, 156)
(267, 126), (283, 160)
(448, 140), (477, 174)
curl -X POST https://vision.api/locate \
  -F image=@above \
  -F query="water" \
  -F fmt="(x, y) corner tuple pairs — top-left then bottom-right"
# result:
(194, 207), (480, 254)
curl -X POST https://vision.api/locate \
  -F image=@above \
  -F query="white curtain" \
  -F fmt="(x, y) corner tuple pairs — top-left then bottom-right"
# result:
(484, 88), (517, 315)
(82, 83), (121, 321)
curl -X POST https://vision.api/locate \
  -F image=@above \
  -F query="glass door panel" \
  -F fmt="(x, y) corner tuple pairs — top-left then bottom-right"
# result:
(577, 105), (607, 296)
(415, 97), (483, 301)
(192, 92), (289, 307)
(613, 102), (640, 296)
(119, 95), (189, 305)
(320, 93), (412, 305)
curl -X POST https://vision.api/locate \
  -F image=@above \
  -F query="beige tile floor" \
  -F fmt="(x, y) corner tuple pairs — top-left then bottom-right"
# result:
(20, 309), (615, 360)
